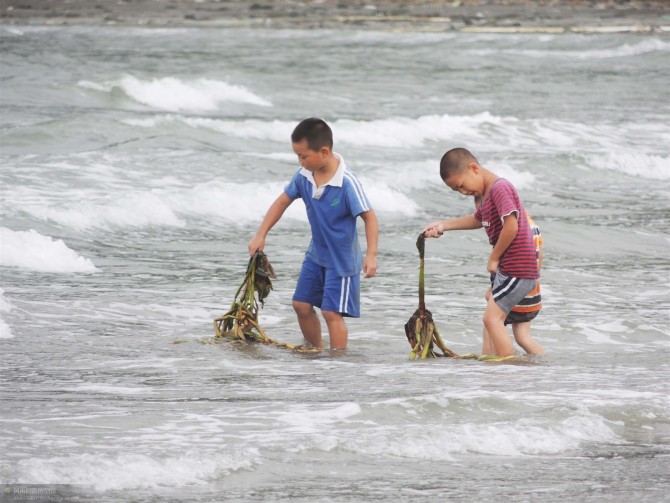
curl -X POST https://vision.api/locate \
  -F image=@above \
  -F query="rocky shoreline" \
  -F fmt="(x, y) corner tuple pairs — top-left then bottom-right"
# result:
(2, 0), (669, 32)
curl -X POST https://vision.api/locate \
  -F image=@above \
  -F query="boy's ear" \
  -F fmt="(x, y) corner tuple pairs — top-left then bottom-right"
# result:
(320, 145), (331, 157)
(467, 161), (479, 173)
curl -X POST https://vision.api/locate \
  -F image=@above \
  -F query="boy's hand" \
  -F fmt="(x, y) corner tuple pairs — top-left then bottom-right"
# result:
(363, 254), (377, 278)
(487, 256), (500, 274)
(248, 234), (265, 256)
(423, 221), (444, 238)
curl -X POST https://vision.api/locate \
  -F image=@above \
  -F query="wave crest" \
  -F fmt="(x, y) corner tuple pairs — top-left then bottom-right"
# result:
(78, 75), (272, 111)
(0, 228), (98, 273)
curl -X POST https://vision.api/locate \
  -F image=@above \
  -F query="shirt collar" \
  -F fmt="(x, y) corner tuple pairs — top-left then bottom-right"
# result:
(299, 152), (345, 189)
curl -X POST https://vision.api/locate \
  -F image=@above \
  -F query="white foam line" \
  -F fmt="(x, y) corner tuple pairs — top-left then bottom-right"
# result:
(462, 25), (665, 34)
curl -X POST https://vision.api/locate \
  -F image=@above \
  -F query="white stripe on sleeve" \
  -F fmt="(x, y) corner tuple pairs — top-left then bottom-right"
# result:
(344, 170), (370, 213)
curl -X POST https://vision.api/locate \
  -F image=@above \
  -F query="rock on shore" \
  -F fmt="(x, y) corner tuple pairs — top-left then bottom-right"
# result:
(2, 0), (669, 32)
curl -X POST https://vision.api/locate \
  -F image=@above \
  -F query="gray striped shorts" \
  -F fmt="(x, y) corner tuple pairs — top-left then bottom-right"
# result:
(490, 272), (537, 315)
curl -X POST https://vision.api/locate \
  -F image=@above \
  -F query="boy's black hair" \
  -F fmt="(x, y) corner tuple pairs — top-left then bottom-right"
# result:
(440, 147), (478, 180)
(291, 118), (333, 151)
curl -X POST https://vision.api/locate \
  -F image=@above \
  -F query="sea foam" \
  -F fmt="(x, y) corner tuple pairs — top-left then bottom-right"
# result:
(128, 112), (655, 156)
(78, 75), (271, 112)
(571, 37), (670, 60)
(15, 449), (260, 491)
(277, 402), (362, 429)
(0, 288), (14, 339)
(267, 406), (619, 460)
(16, 176), (415, 231)
(143, 114), (494, 148)
(479, 38), (670, 61)
(0, 228), (98, 273)
(24, 191), (186, 230)
(486, 161), (536, 189)
(589, 152), (670, 180)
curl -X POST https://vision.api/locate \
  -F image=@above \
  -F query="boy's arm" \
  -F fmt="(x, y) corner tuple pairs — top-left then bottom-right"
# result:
(359, 209), (378, 278)
(248, 192), (294, 255)
(423, 214), (482, 238)
(487, 213), (518, 273)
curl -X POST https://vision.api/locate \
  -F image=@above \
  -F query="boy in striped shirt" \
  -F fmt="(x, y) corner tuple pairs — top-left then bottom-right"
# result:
(481, 209), (545, 355)
(249, 118), (379, 351)
(424, 148), (539, 357)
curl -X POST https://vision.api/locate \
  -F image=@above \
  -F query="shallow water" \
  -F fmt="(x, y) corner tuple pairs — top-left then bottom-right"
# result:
(1, 26), (669, 502)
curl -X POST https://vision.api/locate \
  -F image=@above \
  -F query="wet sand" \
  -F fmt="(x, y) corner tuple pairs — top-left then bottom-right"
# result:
(2, 0), (669, 32)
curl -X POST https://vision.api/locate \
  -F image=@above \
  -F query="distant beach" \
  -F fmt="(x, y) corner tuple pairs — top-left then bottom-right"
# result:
(2, 0), (669, 32)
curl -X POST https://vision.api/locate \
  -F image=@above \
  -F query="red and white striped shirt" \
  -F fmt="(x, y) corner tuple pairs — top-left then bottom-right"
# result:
(474, 179), (539, 279)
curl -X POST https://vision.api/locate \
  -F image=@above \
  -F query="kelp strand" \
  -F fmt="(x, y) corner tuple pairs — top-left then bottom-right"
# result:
(404, 234), (458, 359)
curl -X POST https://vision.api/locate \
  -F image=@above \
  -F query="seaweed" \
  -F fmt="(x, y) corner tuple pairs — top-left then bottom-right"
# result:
(213, 251), (313, 352)
(214, 252), (279, 343)
(404, 234), (459, 359)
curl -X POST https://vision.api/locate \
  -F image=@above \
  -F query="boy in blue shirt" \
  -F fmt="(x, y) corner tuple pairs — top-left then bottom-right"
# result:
(248, 118), (379, 351)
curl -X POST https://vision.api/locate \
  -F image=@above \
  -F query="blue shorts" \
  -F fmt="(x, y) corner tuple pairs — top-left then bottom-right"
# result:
(293, 258), (360, 318)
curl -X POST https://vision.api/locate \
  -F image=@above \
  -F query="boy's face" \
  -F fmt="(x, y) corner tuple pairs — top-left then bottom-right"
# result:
(444, 162), (484, 198)
(292, 139), (328, 172)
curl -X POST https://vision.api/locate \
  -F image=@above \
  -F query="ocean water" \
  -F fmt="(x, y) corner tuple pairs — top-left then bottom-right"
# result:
(1, 25), (669, 502)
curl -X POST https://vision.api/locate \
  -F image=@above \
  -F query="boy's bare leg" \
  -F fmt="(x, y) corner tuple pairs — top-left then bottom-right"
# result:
(481, 327), (495, 355)
(512, 322), (545, 355)
(322, 310), (348, 350)
(293, 300), (323, 348)
(482, 299), (514, 357)
(481, 287), (497, 354)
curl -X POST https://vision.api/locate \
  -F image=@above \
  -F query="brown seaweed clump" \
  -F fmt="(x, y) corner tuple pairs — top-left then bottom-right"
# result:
(404, 234), (458, 359)
(212, 252), (322, 353)
(214, 252), (283, 344)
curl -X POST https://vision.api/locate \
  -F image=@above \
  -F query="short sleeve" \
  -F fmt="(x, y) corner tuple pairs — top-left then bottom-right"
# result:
(343, 172), (372, 217)
(283, 169), (303, 200)
(492, 183), (520, 223)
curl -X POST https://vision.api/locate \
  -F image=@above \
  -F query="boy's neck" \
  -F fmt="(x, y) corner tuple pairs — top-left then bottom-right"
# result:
(313, 154), (340, 184)
(480, 167), (499, 199)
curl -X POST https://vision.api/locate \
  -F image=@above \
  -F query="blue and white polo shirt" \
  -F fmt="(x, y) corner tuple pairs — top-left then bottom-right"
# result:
(284, 153), (372, 277)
